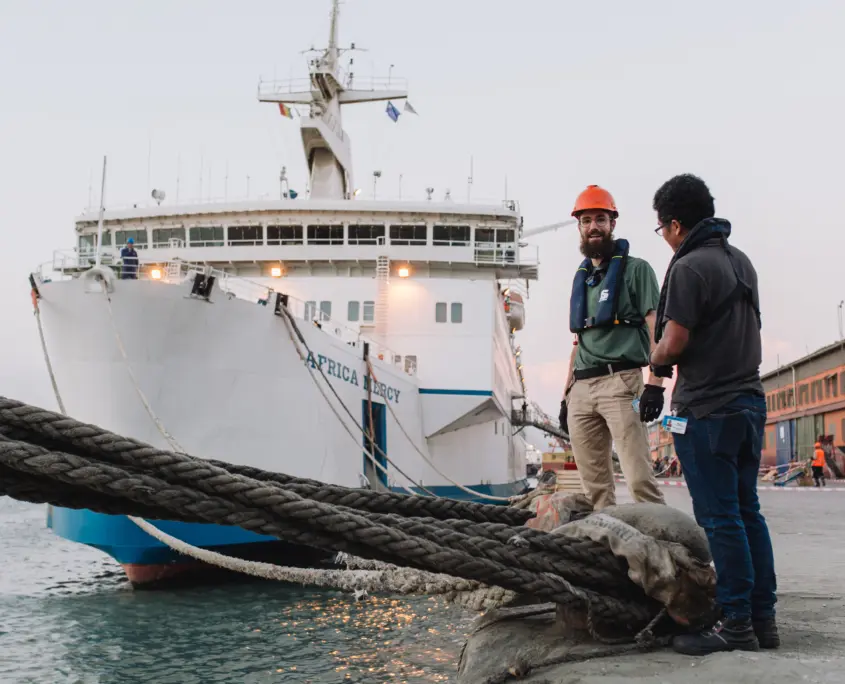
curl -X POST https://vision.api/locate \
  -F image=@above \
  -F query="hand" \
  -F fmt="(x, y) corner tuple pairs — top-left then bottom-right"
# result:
(639, 384), (665, 423)
(558, 399), (569, 434)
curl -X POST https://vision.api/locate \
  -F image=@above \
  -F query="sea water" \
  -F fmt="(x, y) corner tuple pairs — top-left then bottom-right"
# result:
(0, 499), (473, 683)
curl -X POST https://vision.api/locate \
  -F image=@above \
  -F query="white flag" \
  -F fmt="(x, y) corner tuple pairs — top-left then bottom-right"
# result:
(403, 101), (419, 115)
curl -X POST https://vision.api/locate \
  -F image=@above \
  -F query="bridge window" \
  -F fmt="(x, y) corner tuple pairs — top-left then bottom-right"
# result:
(475, 227), (495, 243)
(362, 301), (374, 322)
(496, 228), (516, 243)
(390, 224), (426, 246)
(348, 301), (360, 321)
(348, 224), (385, 245)
(433, 224), (470, 246)
(99, 231), (112, 247)
(451, 302), (463, 323)
(189, 226), (224, 247)
(307, 225), (343, 245)
(267, 225), (303, 245)
(435, 302), (447, 323)
(305, 301), (317, 320)
(228, 225), (263, 246)
(115, 229), (148, 249)
(404, 355), (417, 375)
(319, 301), (332, 321)
(152, 227), (186, 248)
(78, 234), (96, 253)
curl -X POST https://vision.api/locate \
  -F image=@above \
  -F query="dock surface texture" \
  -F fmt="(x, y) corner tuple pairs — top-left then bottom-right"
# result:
(459, 485), (845, 683)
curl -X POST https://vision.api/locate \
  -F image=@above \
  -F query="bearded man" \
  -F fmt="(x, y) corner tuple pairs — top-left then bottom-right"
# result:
(558, 185), (666, 510)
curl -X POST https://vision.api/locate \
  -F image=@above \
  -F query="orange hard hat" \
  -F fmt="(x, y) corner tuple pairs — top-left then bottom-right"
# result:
(571, 184), (618, 218)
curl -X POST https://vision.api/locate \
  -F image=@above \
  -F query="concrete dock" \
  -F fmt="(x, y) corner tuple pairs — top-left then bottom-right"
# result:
(515, 482), (845, 683)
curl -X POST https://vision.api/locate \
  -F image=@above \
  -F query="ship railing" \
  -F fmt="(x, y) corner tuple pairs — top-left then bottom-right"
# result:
(474, 244), (538, 267)
(257, 74), (409, 98)
(52, 248), (120, 272)
(74, 193), (521, 216)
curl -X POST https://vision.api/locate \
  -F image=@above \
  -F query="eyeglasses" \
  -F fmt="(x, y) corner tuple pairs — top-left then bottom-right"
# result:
(655, 218), (672, 235)
(578, 215), (610, 228)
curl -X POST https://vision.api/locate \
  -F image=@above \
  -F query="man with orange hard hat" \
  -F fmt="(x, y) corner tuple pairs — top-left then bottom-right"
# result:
(559, 184), (666, 510)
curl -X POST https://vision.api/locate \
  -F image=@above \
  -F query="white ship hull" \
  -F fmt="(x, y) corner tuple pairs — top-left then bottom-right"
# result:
(41, 276), (528, 584)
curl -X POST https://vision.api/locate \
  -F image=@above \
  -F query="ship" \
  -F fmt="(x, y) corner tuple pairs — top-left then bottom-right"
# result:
(31, 0), (568, 586)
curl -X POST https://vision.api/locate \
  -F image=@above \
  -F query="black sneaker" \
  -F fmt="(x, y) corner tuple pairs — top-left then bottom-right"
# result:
(672, 617), (760, 656)
(753, 617), (780, 649)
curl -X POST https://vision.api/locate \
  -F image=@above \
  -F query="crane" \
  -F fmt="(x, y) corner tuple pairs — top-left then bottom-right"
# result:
(520, 219), (577, 241)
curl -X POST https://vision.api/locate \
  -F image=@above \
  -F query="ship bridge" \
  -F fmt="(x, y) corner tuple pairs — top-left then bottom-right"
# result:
(62, 198), (537, 282)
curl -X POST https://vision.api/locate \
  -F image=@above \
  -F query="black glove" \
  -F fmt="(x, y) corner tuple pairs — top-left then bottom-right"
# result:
(558, 399), (569, 434)
(648, 352), (674, 379)
(639, 384), (665, 423)
(649, 363), (674, 379)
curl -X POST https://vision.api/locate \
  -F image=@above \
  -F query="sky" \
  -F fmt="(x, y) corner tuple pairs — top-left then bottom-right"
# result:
(1, 0), (844, 427)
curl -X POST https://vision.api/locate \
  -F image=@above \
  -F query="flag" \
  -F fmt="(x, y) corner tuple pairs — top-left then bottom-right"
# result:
(278, 103), (293, 119)
(386, 101), (400, 122)
(403, 100), (418, 115)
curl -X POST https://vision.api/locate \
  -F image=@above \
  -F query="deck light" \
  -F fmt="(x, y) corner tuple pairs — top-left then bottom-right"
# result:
(270, 266), (282, 278)
(398, 265), (410, 278)
(151, 268), (162, 280)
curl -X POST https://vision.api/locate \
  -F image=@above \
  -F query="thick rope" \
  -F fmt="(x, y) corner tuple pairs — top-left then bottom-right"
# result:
(367, 359), (513, 502)
(129, 516), (485, 598)
(0, 400), (532, 526)
(0, 437), (657, 631)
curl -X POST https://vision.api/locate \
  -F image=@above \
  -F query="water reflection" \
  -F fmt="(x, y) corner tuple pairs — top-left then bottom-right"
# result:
(1, 501), (472, 683)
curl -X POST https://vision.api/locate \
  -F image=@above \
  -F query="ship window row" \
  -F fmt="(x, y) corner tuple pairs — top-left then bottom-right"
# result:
(80, 223), (517, 250)
(435, 302), (463, 324)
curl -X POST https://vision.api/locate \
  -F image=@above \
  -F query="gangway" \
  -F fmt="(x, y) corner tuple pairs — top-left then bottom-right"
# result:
(512, 401), (569, 441)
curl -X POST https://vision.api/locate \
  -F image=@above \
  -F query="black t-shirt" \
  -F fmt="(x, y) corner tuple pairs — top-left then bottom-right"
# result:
(663, 239), (764, 418)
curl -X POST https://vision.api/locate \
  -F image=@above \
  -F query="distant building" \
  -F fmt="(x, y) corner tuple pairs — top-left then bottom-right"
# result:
(761, 341), (845, 467)
(647, 421), (674, 464)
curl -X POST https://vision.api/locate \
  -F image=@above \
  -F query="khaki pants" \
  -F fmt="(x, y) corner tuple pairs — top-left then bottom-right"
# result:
(567, 369), (665, 510)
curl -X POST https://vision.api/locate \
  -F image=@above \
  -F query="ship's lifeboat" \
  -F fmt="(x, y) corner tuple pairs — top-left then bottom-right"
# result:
(504, 292), (525, 331)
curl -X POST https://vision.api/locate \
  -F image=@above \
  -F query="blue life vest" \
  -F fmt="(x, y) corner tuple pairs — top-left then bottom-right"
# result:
(569, 238), (643, 333)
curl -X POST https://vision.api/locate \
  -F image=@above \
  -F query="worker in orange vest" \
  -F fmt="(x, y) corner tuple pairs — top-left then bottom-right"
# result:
(812, 442), (826, 488)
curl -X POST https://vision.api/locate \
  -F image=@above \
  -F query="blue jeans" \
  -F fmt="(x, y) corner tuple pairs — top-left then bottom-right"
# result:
(672, 394), (777, 622)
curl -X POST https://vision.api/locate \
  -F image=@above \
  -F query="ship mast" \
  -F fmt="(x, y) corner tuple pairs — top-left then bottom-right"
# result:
(257, 0), (408, 200)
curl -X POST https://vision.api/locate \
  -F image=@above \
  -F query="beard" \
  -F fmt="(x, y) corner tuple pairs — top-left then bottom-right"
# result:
(579, 230), (615, 260)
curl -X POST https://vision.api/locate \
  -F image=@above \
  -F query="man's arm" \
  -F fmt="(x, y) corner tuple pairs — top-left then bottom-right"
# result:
(650, 320), (691, 366)
(644, 310), (663, 387)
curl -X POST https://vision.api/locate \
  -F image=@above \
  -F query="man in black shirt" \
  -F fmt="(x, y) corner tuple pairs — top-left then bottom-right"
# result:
(648, 174), (778, 656)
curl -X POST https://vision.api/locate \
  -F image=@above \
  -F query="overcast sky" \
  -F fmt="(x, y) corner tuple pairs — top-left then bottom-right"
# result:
(1, 0), (843, 423)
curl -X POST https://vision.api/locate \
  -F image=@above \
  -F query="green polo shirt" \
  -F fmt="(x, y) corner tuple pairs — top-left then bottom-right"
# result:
(574, 255), (660, 370)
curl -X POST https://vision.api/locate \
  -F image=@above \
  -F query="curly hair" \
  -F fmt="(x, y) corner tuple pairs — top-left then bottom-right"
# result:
(652, 174), (715, 231)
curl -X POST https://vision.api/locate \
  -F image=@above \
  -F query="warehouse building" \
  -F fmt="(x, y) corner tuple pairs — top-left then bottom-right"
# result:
(761, 341), (845, 468)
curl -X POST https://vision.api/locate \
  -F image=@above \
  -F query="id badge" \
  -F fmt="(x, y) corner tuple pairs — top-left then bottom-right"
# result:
(662, 415), (688, 435)
(631, 398), (640, 413)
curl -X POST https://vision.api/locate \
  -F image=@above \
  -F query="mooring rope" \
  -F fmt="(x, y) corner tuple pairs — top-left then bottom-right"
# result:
(31, 292), (66, 416)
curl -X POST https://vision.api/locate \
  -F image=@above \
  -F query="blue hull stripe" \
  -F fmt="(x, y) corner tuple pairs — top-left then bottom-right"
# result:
(418, 389), (493, 396)
(47, 480), (529, 566)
